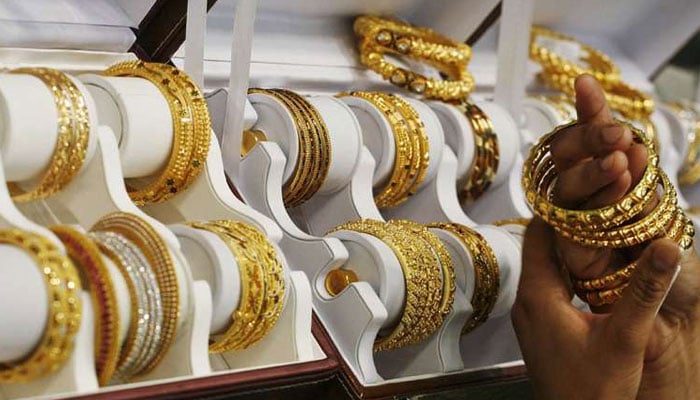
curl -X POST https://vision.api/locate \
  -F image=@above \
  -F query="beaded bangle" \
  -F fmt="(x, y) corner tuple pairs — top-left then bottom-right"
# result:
(0, 229), (82, 382)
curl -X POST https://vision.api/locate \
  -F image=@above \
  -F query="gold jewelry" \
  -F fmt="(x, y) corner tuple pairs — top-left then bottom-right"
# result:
(453, 101), (500, 202)
(492, 218), (531, 227)
(337, 91), (429, 208)
(187, 220), (286, 352)
(103, 61), (211, 205)
(530, 26), (620, 86)
(354, 15), (474, 101)
(91, 212), (179, 375)
(577, 282), (629, 307)
(50, 225), (120, 386)
(329, 219), (444, 351)
(427, 223), (499, 334)
(241, 129), (268, 157)
(572, 263), (636, 292)
(9, 68), (90, 202)
(0, 229), (82, 382)
(247, 88), (331, 208)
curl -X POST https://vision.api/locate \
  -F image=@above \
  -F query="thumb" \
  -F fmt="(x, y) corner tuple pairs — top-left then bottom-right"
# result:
(574, 74), (614, 124)
(606, 238), (681, 354)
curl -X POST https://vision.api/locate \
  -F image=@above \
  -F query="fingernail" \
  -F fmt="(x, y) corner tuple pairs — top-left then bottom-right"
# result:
(599, 153), (616, 171)
(602, 126), (623, 144)
(652, 244), (681, 272)
(656, 265), (681, 316)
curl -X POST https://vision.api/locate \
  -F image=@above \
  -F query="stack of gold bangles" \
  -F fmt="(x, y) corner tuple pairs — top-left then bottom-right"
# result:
(337, 91), (429, 208)
(523, 120), (695, 306)
(354, 15), (474, 101)
(247, 88), (332, 208)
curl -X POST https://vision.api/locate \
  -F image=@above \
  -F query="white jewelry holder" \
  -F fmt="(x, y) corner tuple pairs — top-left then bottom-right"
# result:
(77, 73), (316, 369)
(427, 100), (531, 223)
(521, 96), (574, 149)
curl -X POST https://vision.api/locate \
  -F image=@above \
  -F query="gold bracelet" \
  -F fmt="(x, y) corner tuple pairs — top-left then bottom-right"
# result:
(0, 229), (82, 382)
(329, 219), (444, 351)
(187, 220), (285, 352)
(354, 15), (474, 101)
(9, 68), (90, 202)
(427, 223), (499, 334)
(530, 26), (620, 86)
(338, 91), (430, 208)
(572, 263), (636, 292)
(453, 101), (500, 202)
(103, 61), (211, 205)
(50, 225), (120, 386)
(91, 212), (179, 375)
(388, 220), (455, 317)
(247, 88), (331, 208)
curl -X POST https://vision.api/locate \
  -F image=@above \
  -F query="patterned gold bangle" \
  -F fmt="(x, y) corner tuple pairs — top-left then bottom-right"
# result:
(576, 282), (629, 307)
(523, 120), (660, 230)
(572, 263), (636, 292)
(50, 225), (120, 386)
(9, 68), (90, 202)
(453, 101), (500, 203)
(529, 26), (620, 86)
(248, 88), (331, 208)
(329, 219), (444, 352)
(103, 61), (211, 205)
(338, 91), (430, 208)
(354, 15), (474, 101)
(427, 223), (499, 335)
(91, 212), (179, 375)
(187, 220), (286, 352)
(0, 229), (82, 383)
(388, 220), (455, 317)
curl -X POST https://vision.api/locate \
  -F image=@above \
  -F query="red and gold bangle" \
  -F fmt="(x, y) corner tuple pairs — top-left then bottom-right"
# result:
(50, 225), (120, 386)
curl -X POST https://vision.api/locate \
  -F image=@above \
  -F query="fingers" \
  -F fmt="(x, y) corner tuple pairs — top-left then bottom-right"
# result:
(606, 238), (681, 355)
(550, 122), (633, 170)
(554, 151), (628, 207)
(574, 74), (614, 123)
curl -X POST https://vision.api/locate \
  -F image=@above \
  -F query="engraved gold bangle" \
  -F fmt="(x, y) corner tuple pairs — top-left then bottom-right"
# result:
(91, 212), (179, 375)
(354, 15), (474, 101)
(50, 225), (120, 386)
(8, 68), (90, 202)
(453, 101), (500, 202)
(187, 220), (286, 352)
(338, 91), (430, 208)
(427, 223), (500, 335)
(0, 229), (82, 383)
(247, 88), (331, 208)
(103, 61), (211, 205)
(529, 26), (620, 86)
(329, 219), (444, 352)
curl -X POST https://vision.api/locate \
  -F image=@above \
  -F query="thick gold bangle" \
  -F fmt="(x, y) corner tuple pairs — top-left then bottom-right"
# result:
(329, 219), (444, 352)
(529, 26), (620, 86)
(91, 212), (179, 375)
(453, 101), (500, 202)
(0, 229), (82, 383)
(338, 91), (430, 208)
(103, 61), (211, 205)
(9, 68), (90, 202)
(427, 223), (499, 334)
(187, 220), (285, 352)
(50, 225), (120, 386)
(248, 88), (331, 207)
(388, 220), (455, 317)
(354, 15), (474, 101)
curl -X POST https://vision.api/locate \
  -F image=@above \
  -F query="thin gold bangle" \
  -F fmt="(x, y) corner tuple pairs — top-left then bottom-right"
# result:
(0, 229), (82, 383)
(9, 68), (90, 202)
(103, 61), (211, 205)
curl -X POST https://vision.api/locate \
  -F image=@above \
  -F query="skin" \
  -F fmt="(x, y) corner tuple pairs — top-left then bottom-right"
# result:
(512, 74), (700, 399)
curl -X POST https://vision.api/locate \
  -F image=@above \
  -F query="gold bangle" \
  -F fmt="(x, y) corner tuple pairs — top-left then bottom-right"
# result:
(0, 229), (82, 383)
(91, 212), (179, 375)
(576, 282), (629, 307)
(187, 220), (285, 352)
(103, 61), (211, 205)
(50, 225), (120, 386)
(529, 26), (620, 86)
(329, 219), (444, 352)
(9, 68), (90, 202)
(492, 218), (531, 228)
(354, 15), (474, 101)
(248, 88), (331, 208)
(427, 223), (499, 334)
(453, 101), (500, 202)
(388, 220), (455, 317)
(338, 91), (430, 208)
